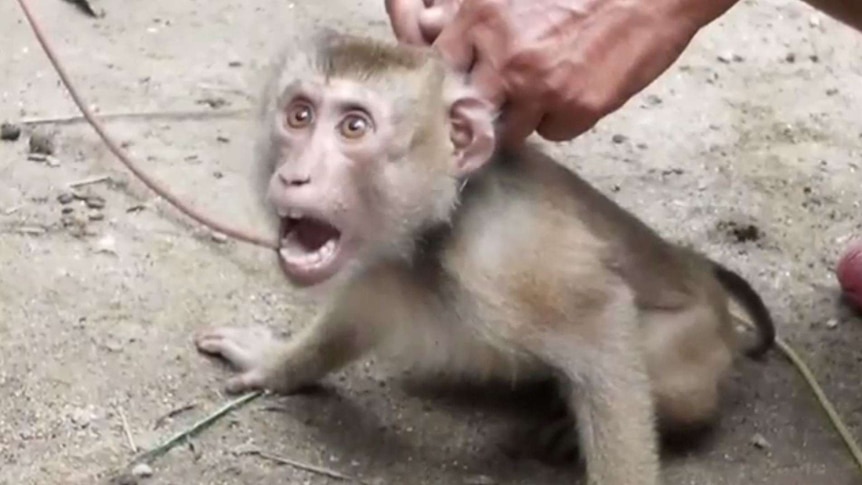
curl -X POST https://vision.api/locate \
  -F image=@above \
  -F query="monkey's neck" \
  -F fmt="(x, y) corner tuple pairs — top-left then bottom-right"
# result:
(412, 220), (452, 272)
(400, 143), (539, 289)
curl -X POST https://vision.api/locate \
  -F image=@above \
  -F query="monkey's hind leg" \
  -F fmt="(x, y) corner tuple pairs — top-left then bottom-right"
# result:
(642, 302), (735, 437)
(537, 293), (660, 485)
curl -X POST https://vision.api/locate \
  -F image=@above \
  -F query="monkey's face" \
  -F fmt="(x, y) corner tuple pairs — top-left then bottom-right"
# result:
(262, 53), (495, 288)
(262, 79), (390, 287)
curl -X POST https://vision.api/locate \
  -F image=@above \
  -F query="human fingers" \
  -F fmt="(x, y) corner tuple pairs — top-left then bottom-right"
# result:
(431, 3), (481, 72)
(467, 57), (506, 111)
(385, 0), (429, 45)
(498, 98), (545, 147)
(417, 0), (463, 42)
(418, 4), (452, 42)
(536, 105), (599, 142)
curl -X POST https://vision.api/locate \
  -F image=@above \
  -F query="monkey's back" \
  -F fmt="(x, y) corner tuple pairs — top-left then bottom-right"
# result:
(440, 144), (713, 321)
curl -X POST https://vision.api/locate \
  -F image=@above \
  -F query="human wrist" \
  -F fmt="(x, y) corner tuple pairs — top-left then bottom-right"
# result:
(593, 0), (716, 47)
(574, 0), (719, 115)
(657, 0), (742, 33)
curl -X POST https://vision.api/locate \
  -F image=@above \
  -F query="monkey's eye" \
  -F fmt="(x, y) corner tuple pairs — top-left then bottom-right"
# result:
(338, 113), (372, 140)
(286, 102), (314, 129)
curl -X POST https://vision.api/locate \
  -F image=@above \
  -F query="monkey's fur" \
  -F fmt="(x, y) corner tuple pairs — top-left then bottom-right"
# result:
(196, 31), (775, 485)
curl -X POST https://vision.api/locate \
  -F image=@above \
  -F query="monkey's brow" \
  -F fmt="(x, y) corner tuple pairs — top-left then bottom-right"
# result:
(329, 98), (372, 114)
(315, 83), (382, 114)
(280, 82), (362, 106)
(280, 77), (391, 117)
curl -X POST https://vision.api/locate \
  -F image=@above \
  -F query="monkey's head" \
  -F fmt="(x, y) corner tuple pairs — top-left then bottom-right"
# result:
(256, 31), (497, 287)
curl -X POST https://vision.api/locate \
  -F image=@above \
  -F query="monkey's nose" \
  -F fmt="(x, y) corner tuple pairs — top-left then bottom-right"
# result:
(278, 172), (311, 187)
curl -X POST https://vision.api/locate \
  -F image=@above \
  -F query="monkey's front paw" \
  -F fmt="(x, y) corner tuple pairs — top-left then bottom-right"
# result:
(223, 369), (267, 394)
(194, 326), (278, 393)
(195, 325), (275, 370)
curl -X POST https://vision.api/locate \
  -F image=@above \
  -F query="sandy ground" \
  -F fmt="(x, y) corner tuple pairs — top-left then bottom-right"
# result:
(1, 0), (861, 484)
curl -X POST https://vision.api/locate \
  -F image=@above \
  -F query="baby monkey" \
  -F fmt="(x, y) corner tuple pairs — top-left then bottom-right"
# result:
(195, 30), (775, 485)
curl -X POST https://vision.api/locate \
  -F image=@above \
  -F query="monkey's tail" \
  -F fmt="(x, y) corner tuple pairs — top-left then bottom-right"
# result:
(711, 262), (776, 359)
(711, 263), (862, 477)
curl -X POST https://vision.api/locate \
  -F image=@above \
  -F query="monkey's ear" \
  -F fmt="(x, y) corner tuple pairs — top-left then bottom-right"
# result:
(449, 94), (495, 177)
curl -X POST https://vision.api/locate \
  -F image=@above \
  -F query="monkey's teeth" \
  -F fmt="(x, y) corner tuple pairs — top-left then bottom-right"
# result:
(305, 240), (337, 266)
(288, 209), (304, 219)
(277, 207), (288, 217)
(279, 237), (338, 270)
(321, 239), (336, 258)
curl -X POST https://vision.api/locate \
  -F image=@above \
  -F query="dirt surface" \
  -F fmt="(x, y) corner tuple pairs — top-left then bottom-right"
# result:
(1, 0), (862, 484)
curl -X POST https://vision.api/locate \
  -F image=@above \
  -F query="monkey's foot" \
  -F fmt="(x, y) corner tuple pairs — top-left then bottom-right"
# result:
(194, 326), (278, 394)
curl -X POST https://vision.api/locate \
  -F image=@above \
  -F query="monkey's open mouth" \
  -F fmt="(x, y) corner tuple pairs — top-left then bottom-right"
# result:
(277, 214), (344, 286)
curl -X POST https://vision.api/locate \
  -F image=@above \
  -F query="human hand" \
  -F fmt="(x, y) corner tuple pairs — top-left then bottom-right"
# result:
(385, 0), (738, 145)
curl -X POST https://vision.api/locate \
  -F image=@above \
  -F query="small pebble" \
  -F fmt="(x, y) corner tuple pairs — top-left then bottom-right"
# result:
(216, 135), (230, 143)
(110, 473), (138, 485)
(750, 433), (771, 450)
(197, 96), (228, 109)
(61, 206), (75, 215)
(16, 226), (46, 236)
(785, 52), (796, 63)
(57, 192), (75, 204)
(717, 52), (733, 63)
(211, 232), (229, 243)
(131, 463), (153, 478)
(825, 318), (839, 329)
(213, 171), (224, 179)
(1, 122), (21, 141)
(611, 134), (627, 144)
(29, 129), (55, 155)
(61, 213), (88, 228)
(94, 234), (117, 255)
(69, 407), (98, 428)
(464, 476), (496, 485)
(27, 153), (49, 163)
(85, 196), (106, 209)
(88, 210), (105, 221)
(60, 214), (76, 227)
(645, 94), (662, 106)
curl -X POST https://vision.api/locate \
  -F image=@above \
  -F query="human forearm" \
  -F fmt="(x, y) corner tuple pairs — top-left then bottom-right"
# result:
(801, 0), (862, 32)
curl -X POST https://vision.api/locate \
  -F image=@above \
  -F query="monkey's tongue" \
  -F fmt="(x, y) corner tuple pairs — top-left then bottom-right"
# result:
(278, 216), (342, 280)
(290, 217), (340, 252)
